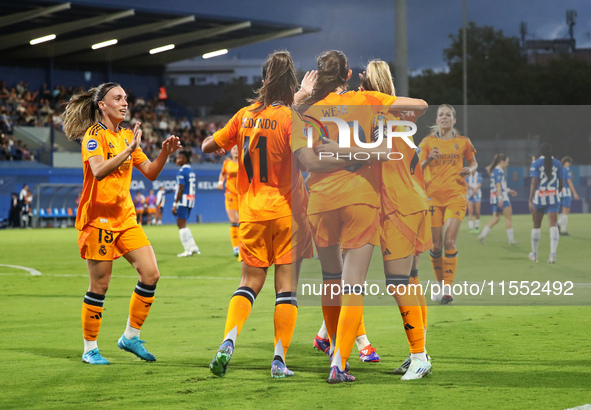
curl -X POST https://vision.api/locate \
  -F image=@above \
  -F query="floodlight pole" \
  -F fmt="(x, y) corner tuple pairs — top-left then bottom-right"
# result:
(462, 0), (468, 136)
(394, 0), (409, 96)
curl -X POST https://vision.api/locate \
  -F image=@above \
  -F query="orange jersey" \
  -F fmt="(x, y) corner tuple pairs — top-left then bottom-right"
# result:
(292, 90), (397, 215)
(221, 158), (239, 196)
(76, 122), (148, 231)
(418, 133), (476, 207)
(374, 114), (428, 216)
(213, 102), (308, 223)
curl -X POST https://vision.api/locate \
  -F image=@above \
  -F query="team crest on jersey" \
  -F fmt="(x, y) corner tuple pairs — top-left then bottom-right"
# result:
(454, 143), (459, 150)
(86, 139), (98, 151)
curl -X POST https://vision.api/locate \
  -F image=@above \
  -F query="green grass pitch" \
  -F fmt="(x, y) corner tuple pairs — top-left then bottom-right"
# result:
(1, 214), (590, 409)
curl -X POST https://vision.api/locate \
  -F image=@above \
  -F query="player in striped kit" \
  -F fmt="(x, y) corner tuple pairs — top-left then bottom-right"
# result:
(478, 154), (518, 245)
(528, 143), (564, 263)
(557, 156), (579, 235)
(466, 170), (482, 233)
(173, 150), (200, 257)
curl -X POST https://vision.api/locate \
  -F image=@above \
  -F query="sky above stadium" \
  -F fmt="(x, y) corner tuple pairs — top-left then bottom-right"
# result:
(58, 0), (591, 71)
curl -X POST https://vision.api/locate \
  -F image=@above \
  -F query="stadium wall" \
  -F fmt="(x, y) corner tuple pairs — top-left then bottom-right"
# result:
(1, 164), (589, 228)
(0, 163), (225, 226)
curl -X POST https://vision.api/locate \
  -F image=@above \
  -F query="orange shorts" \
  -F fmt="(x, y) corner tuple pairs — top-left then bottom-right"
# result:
(309, 204), (380, 249)
(225, 192), (238, 211)
(380, 210), (432, 261)
(135, 208), (144, 215)
(427, 201), (466, 228)
(239, 214), (313, 268)
(78, 224), (150, 261)
(147, 207), (156, 214)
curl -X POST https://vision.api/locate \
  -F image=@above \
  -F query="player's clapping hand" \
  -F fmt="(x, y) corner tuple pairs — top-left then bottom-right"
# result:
(129, 121), (142, 151)
(161, 135), (182, 156)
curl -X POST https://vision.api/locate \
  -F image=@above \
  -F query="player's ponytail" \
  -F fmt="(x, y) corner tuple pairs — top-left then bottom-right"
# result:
(62, 82), (121, 140)
(300, 50), (349, 106)
(250, 50), (297, 112)
(540, 143), (553, 180)
(486, 153), (507, 175)
(360, 60), (395, 96)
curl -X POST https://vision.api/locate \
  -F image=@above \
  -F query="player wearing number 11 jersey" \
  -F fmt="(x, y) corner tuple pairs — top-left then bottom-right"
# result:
(203, 51), (313, 379)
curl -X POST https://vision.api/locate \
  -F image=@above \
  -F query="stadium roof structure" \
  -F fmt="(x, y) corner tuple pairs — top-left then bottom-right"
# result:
(1, 0), (318, 68)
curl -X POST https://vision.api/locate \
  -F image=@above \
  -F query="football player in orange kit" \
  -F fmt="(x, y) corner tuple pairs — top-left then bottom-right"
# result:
(419, 104), (478, 304)
(62, 82), (181, 365)
(294, 50), (427, 383)
(218, 146), (240, 256)
(202, 51), (315, 378)
(357, 60), (432, 379)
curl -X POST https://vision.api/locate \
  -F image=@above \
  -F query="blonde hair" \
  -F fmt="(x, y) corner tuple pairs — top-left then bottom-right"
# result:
(62, 82), (120, 140)
(360, 60), (395, 96)
(429, 104), (459, 136)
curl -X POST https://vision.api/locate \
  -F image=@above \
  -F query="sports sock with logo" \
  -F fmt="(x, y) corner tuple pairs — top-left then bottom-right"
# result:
(429, 249), (443, 282)
(443, 249), (458, 290)
(223, 286), (257, 346)
(273, 292), (298, 364)
(82, 291), (104, 353)
(125, 281), (156, 339)
(230, 223), (239, 249)
(409, 270), (427, 342)
(387, 275), (425, 354)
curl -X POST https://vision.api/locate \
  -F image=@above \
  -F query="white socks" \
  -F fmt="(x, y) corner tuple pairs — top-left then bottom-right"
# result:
(531, 228), (541, 256)
(83, 339), (98, 354)
(480, 226), (491, 238)
(549, 226), (560, 256)
(356, 334), (370, 351)
(468, 220), (474, 230)
(124, 319), (141, 340)
(558, 214), (568, 233)
(317, 321), (329, 339)
(506, 228), (514, 242)
(475, 219), (480, 229)
(179, 227), (197, 252)
(411, 352), (428, 362)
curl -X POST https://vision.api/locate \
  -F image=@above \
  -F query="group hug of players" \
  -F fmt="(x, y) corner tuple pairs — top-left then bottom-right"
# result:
(64, 48), (569, 384)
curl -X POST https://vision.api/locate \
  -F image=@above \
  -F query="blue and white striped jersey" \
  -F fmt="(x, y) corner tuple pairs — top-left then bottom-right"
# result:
(530, 157), (563, 206)
(561, 166), (573, 198)
(489, 167), (509, 205)
(466, 171), (482, 201)
(176, 164), (196, 208)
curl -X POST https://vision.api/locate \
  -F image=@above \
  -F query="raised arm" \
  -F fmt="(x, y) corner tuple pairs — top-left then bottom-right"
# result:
(135, 134), (182, 181)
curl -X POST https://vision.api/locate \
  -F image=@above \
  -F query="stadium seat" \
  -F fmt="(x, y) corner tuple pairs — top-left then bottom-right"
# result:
(60, 208), (67, 217)
(67, 208), (73, 216)
(39, 209), (46, 217)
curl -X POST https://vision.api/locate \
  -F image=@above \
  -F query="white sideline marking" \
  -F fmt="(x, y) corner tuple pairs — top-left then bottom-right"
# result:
(0, 264), (42, 276)
(565, 405), (591, 410)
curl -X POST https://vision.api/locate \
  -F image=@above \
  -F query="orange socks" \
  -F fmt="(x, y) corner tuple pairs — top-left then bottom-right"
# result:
(223, 286), (256, 345)
(82, 292), (104, 341)
(409, 272), (427, 331)
(128, 281), (156, 330)
(356, 315), (367, 338)
(332, 293), (364, 371)
(273, 292), (298, 364)
(443, 249), (458, 288)
(429, 249), (443, 282)
(387, 275), (425, 354)
(230, 223), (239, 249)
